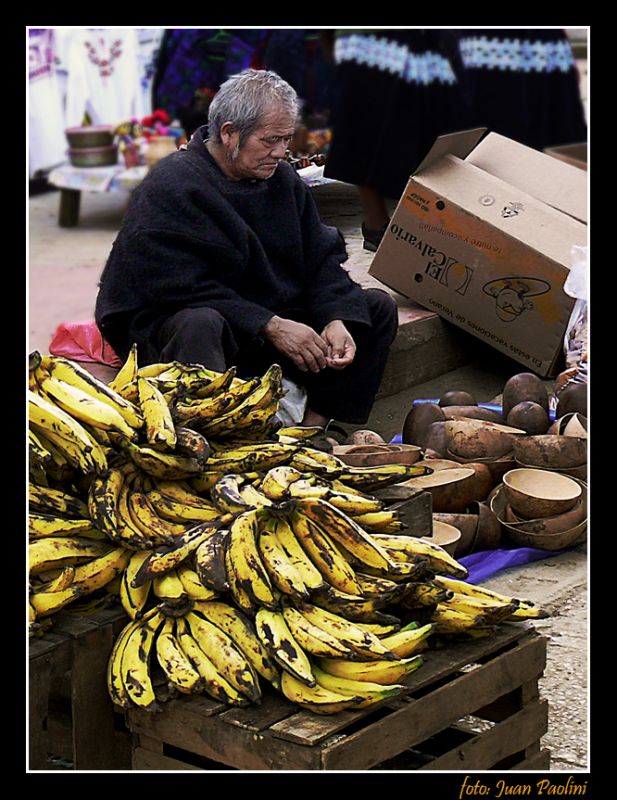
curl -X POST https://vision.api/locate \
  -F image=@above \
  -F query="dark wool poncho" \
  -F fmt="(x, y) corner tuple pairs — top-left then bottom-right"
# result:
(95, 126), (370, 362)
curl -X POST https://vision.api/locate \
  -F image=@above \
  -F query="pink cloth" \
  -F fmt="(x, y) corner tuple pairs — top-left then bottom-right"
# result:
(48, 320), (123, 367)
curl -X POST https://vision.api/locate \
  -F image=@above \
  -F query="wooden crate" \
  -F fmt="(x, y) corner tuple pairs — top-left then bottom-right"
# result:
(29, 603), (133, 771)
(127, 622), (549, 771)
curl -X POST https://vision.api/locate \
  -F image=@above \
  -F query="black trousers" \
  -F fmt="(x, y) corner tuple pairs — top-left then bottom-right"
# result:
(140, 289), (398, 424)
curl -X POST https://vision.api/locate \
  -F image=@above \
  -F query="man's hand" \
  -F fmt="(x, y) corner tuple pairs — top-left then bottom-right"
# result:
(321, 320), (356, 370)
(262, 316), (329, 373)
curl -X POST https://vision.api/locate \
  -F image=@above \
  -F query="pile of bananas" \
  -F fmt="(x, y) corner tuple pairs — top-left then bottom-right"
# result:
(28, 347), (549, 715)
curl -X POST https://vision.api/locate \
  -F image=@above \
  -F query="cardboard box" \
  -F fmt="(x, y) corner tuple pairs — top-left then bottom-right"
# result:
(369, 130), (588, 376)
(544, 142), (587, 171)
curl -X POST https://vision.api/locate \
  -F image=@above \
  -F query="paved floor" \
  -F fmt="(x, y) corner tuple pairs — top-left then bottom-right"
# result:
(27, 177), (589, 774)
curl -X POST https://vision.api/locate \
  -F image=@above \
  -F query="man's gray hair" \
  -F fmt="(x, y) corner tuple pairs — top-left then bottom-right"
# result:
(208, 69), (299, 145)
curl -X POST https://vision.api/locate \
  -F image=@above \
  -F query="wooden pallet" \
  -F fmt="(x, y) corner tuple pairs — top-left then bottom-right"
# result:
(127, 622), (549, 771)
(29, 603), (133, 771)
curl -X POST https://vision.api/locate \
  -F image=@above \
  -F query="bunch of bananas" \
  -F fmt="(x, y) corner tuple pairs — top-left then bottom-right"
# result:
(28, 346), (549, 716)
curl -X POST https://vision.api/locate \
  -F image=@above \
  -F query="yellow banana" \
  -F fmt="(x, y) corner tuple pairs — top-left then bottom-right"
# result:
(33, 565), (76, 593)
(69, 547), (131, 595)
(39, 374), (139, 440)
(226, 509), (279, 609)
(191, 600), (280, 686)
(318, 654), (424, 685)
(122, 440), (204, 480)
(189, 471), (229, 493)
(194, 529), (230, 593)
(260, 465), (303, 500)
(280, 671), (361, 715)
(155, 618), (204, 694)
(432, 576), (550, 619)
(292, 601), (398, 661)
(28, 390), (103, 473)
(152, 569), (188, 603)
(224, 543), (257, 615)
(380, 623), (435, 658)
(127, 489), (187, 544)
(271, 517), (326, 591)
(188, 365), (237, 398)
(399, 580), (454, 608)
(337, 463), (433, 493)
(120, 550), (152, 619)
(176, 561), (219, 601)
(185, 612), (262, 702)
(28, 484), (89, 519)
(108, 342), (139, 400)
(312, 663), (406, 708)
(175, 617), (251, 706)
(353, 620), (401, 637)
(107, 616), (142, 708)
(254, 608), (315, 686)
(350, 510), (407, 533)
(87, 463), (132, 539)
(120, 608), (165, 709)
(29, 536), (111, 575)
(29, 584), (83, 616)
(29, 512), (94, 539)
(257, 515), (310, 600)
(290, 508), (362, 596)
(28, 428), (53, 464)
(116, 481), (166, 550)
(238, 483), (274, 510)
(309, 585), (402, 625)
(210, 473), (254, 514)
(206, 441), (298, 474)
(293, 497), (396, 572)
(430, 603), (490, 634)
(137, 376), (177, 449)
(276, 425), (323, 442)
(38, 353), (144, 429)
(173, 391), (240, 428)
(355, 572), (402, 598)
(131, 522), (221, 585)
(281, 601), (355, 658)
(147, 489), (223, 524)
(370, 534), (469, 580)
(445, 592), (519, 625)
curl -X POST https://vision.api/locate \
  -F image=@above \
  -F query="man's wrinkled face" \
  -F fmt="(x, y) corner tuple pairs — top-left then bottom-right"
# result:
(222, 109), (296, 181)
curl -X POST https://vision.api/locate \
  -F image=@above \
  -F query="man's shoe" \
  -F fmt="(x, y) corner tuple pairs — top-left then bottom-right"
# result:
(361, 222), (389, 252)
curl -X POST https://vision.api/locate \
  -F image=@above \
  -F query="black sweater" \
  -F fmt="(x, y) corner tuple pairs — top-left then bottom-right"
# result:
(95, 126), (370, 361)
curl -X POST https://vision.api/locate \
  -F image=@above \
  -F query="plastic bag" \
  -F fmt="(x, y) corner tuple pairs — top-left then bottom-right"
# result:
(48, 320), (123, 367)
(275, 378), (307, 427)
(563, 245), (588, 371)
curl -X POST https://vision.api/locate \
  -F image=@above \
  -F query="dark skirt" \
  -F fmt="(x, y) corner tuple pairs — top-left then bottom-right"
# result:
(452, 29), (587, 151)
(323, 30), (472, 200)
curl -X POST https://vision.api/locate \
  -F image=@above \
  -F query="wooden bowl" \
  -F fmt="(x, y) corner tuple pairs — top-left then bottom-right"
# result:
(432, 512), (478, 556)
(403, 467), (476, 513)
(514, 459), (587, 483)
(68, 144), (118, 167)
(332, 444), (423, 467)
(512, 435), (587, 470)
(423, 521), (461, 556)
(470, 501), (504, 551)
(502, 469), (582, 519)
(445, 419), (526, 460)
(489, 484), (587, 550)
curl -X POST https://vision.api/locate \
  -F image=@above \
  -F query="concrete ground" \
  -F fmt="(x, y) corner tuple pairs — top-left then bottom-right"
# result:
(27, 176), (588, 773)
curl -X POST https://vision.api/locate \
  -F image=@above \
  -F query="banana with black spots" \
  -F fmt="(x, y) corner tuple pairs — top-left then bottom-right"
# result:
(121, 440), (204, 480)
(280, 600), (356, 658)
(260, 465), (303, 500)
(175, 617), (251, 706)
(317, 653), (424, 685)
(370, 533), (469, 579)
(337, 463), (433, 493)
(210, 473), (254, 515)
(254, 608), (315, 686)
(185, 611), (262, 702)
(292, 601), (399, 661)
(176, 561), (219, 601)
(155, 618), (204, 694)
(290, 507), (362, 596)
(29, 513), (95, 539)
(191, 600), (280, 687)
(120, 550), (152, 619)
(280, 671), (361, 715)
(29, 536), (111, 575)
(194, 529), (230, 593)
(310, 585), (403, 625)
(270, 517), (326, 592)
(152, 569), (189, 603)
(87, 463), (133, 540)
(174, 427), (211, 464)
(28, 484), (89, 518)
(379, 622), (435, 658)
(312, 663), (406, 708)
(225, 509), (279, 610)
(137, 376), (177, 449)
(120, 607), (165, 709)
(294, 497), (397, 572)
(257, 515), (310, 600)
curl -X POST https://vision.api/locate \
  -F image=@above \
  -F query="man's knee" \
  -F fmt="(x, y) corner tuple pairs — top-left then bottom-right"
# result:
(166, 306), (228, 336)
(365, 288), (399, 334)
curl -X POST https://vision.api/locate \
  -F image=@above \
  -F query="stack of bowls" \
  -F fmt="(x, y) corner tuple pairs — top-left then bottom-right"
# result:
(513, 434), (587, 481)
(65, 125), (118, 167)
(490, 468), (587, 550)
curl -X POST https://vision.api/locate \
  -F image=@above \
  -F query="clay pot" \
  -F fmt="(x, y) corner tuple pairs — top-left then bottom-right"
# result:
(402, 403), (445, 447)
(470, 501), (504, 551)
(514, 459), (587, 483)
(422, 421), (449, 458)
(502, 468), (582, 519)
(512, 435), (587, 470)
(445, 419), (526, 460)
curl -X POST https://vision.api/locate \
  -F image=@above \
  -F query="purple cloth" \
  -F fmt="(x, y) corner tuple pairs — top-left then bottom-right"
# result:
(457, 547), (569, 583)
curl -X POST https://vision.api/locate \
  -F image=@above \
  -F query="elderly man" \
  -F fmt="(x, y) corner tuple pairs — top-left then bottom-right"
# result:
(95, 69), (398, 428)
